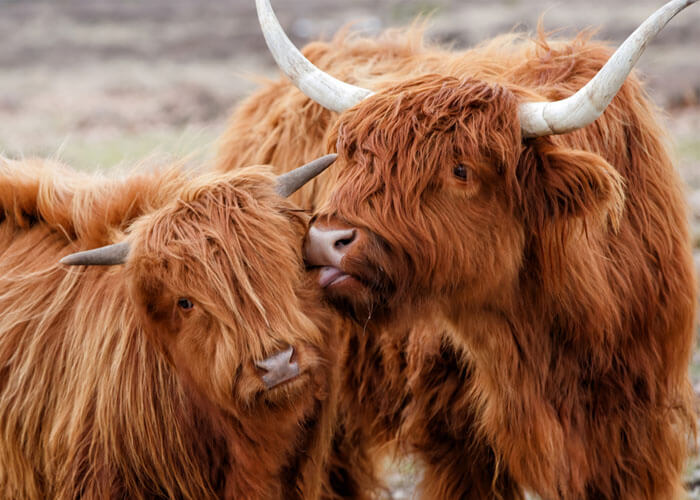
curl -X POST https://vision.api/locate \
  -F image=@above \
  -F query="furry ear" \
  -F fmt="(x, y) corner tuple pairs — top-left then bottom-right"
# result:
(517, 139), (625, 231)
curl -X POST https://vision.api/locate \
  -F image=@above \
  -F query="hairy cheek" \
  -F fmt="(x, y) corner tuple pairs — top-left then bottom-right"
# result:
(136, 302), (180, 355)
(324, 279), (378, 322)
(168, 329), (238, 406)
(455, 218), (524, 304)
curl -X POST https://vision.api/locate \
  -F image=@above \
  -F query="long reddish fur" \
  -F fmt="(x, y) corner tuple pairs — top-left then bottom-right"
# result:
(217, 26), (696, 499)
(0, 158), (350, 499)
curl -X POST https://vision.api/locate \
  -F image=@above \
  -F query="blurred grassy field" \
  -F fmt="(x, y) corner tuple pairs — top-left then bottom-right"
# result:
(47, 126), (221, 172)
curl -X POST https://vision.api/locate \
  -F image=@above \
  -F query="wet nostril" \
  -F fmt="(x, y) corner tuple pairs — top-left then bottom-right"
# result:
(333, 229), (356, 249)
(305, 226), (358, 267)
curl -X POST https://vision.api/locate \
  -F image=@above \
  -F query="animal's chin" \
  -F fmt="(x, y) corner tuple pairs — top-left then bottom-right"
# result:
(232, 370), (315, 411)
(314, 265), (395, 325)
(260, 372), (310, 401)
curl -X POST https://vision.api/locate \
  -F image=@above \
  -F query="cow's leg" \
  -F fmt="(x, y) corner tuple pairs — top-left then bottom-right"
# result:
(323, 323), (410, 499)
(323, 423), (381, 500)
(412, 417), (523, 500)
(404, 332), (524, 500)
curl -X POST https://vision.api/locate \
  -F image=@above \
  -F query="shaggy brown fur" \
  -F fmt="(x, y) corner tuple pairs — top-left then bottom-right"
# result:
(217, 27), (697, 499)
(0, 158), (348, 499)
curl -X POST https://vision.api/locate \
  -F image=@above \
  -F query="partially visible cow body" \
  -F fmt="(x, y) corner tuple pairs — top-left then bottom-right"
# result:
(0, 159), (349, 499)
(218, 21), (696, 500)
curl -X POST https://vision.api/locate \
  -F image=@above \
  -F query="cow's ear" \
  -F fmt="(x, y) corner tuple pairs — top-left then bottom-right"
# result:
(517, 139), (625, 231)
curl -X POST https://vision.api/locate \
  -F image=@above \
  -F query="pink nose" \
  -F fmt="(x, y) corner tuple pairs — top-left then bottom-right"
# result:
(304, 226), (357, 268)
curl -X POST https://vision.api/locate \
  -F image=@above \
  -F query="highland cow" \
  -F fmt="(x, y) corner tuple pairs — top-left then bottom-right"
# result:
(218, 1), (699, 498)
(0, 154), (357, 500)
(217, 22), (524, 500)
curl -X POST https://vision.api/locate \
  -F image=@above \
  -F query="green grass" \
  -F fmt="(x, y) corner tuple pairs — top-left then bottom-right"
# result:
(679, 138), (700, 163)
(2, 126), (221, 173)
(390, 2), (442, 22)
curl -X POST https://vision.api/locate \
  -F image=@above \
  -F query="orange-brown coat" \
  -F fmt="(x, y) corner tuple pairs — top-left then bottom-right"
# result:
(0, 159), (346, 499)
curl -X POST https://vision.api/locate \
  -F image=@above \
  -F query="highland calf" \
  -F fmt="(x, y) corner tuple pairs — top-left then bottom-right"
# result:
(0, 154), (353, 500)
(220, 1), (698, 498)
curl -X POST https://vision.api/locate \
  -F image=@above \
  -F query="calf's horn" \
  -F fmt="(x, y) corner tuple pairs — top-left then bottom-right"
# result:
(60, 241), (130, 266)
(255, 0), (373, 112)
(275, 153), (337, 197)
(519, 0), (698, 138)
(60, 154), (336, 267)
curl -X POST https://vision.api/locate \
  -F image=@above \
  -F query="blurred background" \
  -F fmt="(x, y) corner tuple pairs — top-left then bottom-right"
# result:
(1, 0), (699, 497)
(1, 0), (698, 170)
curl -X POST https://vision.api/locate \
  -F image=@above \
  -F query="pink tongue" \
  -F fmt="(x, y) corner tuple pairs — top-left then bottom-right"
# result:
(319, 266), (346, 288)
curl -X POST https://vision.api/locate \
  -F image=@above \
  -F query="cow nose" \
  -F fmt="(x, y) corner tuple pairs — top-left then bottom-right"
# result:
(304, 226), (357, 268)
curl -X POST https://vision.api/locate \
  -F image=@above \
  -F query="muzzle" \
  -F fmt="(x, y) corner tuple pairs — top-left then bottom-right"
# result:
(255, 347), (300, 389)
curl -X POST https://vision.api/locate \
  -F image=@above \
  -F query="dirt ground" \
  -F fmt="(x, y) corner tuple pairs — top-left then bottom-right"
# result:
(1, 1), (700, 497)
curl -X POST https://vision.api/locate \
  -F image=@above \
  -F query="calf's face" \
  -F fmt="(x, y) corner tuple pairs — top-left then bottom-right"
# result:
(127, 168), (332, 413)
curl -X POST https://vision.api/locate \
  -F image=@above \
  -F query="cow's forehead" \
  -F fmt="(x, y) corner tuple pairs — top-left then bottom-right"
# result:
(139, 189), (303, 283)
(341, 78), (514, 141)
(334, 76), (520, 181)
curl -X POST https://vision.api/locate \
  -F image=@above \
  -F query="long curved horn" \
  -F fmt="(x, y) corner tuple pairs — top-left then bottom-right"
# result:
(60, 241), (130, 266)
(519, 0), (698, 138)
(276, 154), (337, 197)
(255, 0), (373, 113)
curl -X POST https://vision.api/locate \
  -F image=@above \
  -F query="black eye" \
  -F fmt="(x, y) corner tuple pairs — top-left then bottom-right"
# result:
(177, 298), (194, 310)
(453, 164), (468, 181)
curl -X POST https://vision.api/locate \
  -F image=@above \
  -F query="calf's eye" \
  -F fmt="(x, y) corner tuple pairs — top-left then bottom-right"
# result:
(453, 164), (469, 181)
(177, 298), (194, 310)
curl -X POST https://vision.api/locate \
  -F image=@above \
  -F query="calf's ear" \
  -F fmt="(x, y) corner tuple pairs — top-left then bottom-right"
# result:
(517, 139), (625, 231)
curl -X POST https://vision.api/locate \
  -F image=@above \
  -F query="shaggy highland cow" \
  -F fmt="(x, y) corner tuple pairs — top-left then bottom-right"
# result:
(0, 154), (359, 500)
(217, 0), (698, 498)
(217, 23), (524, 500)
